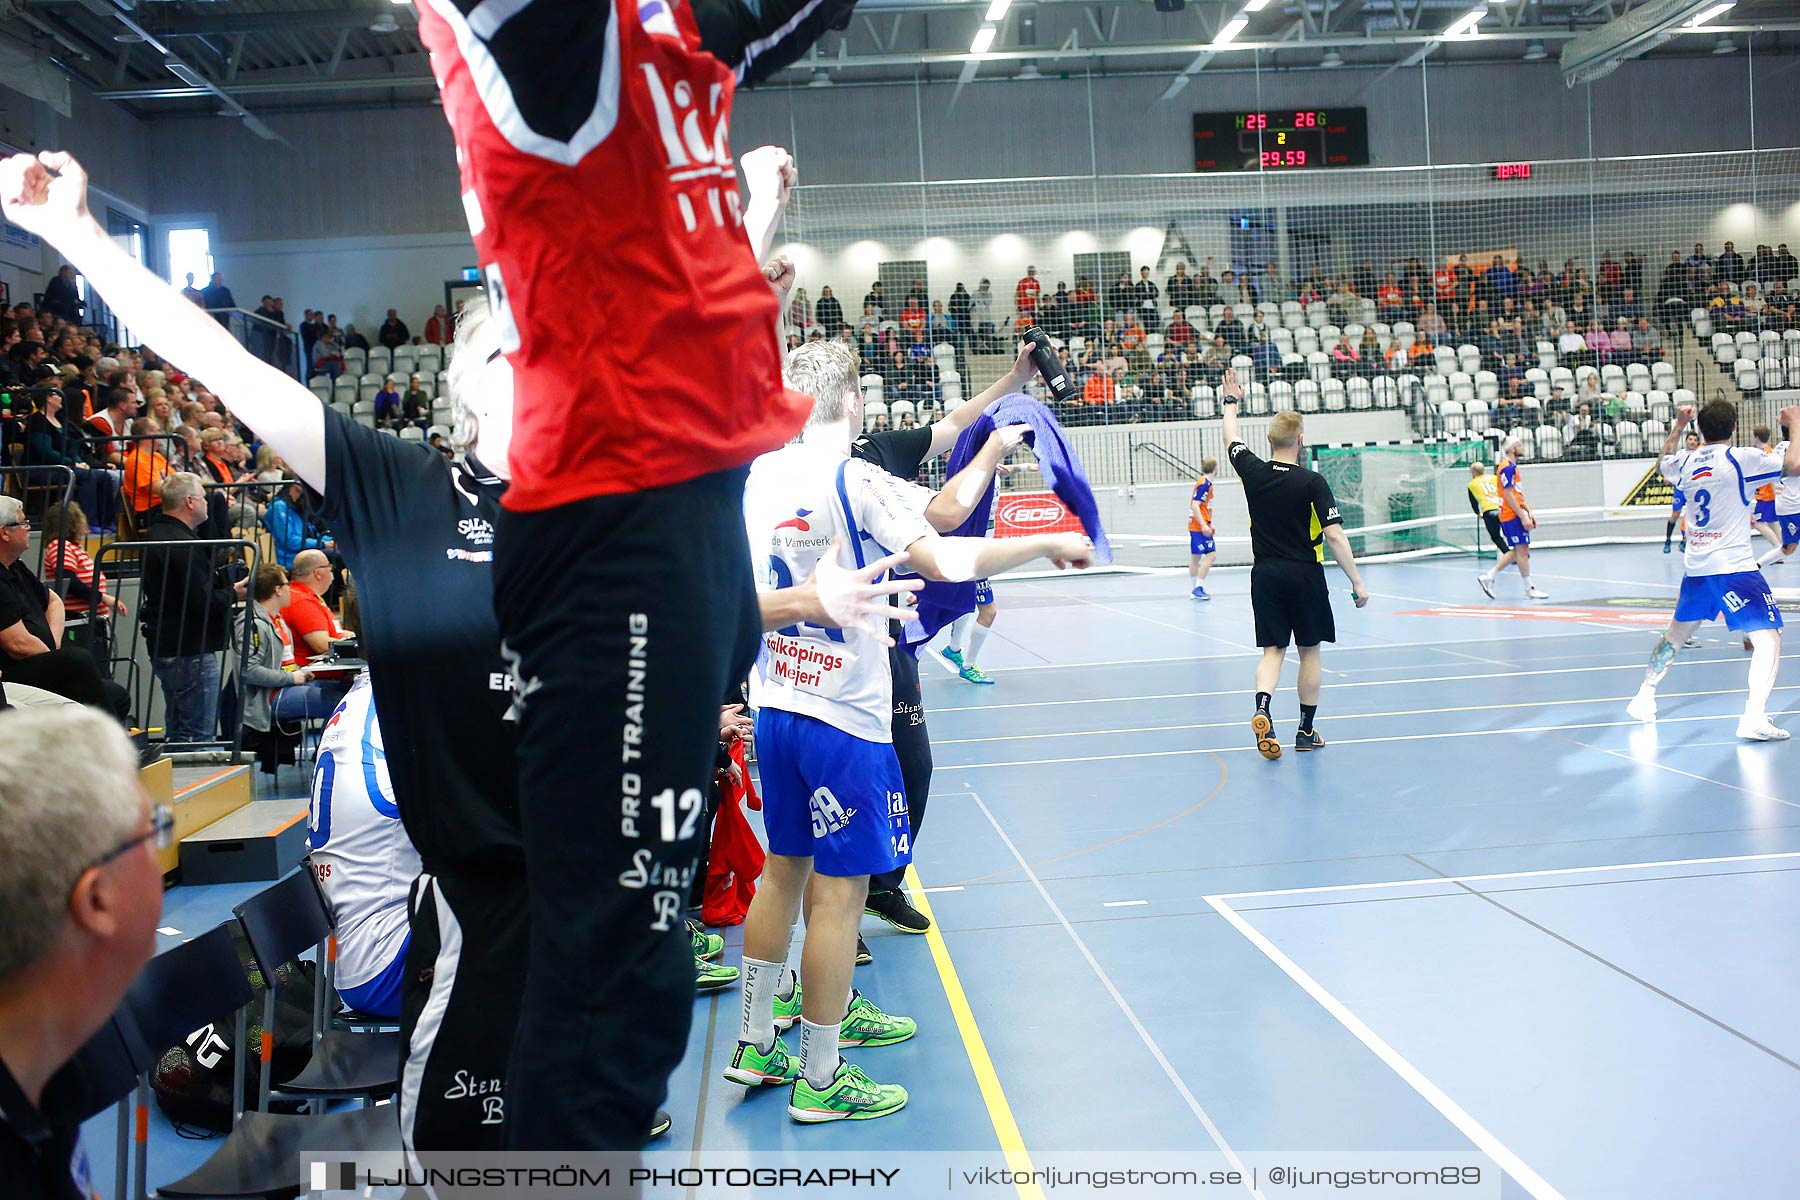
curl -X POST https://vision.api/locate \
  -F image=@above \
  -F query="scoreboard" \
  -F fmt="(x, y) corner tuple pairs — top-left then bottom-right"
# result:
(1193, 108), (1371, 172)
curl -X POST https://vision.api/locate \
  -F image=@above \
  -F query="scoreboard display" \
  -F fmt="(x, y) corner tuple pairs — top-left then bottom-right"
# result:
(1192, 108), (1371, 172)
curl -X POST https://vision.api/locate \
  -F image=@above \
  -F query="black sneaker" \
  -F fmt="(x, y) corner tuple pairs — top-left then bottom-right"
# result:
(855, 935), (873, 966)
(646, 1110), (672, 1140)
(1252, 711), (1281, 760)
(864, 888), (931, 934)
(1295, 728), (1325, 752)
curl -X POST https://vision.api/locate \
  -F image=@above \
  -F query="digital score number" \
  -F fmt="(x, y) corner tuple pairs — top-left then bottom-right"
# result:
(1192, 108), (1371, 173)
(1492, 162), (1533, 180)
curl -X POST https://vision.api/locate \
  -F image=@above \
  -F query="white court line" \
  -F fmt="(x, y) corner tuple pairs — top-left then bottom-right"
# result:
(930, 655), (1800, 714)
(930, 685), (1800, 746)
(1207, 850), (1800, 902)
(909, 885), (965, 895)
(1102, 899), (1149, 908)
(1206, 893), (1568, 1200)
(156, 926), (182, 936)
(940, 712), (1800, 808)
(969, 790), (1263, 1198)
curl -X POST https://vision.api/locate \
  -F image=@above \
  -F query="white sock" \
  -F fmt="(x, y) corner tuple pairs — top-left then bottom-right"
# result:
(948, 613), (974, 654)
(967, 625), (990, 669)
(739, 956), (785, 1050)
(1759, 545), (1786, 566)
(799, 1018), (840, 1089)
(775, 965), (797, 1002)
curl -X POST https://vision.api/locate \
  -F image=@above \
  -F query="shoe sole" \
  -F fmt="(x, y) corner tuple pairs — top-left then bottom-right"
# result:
(1252, 713), (1281, 760)
(1738, 726), (1791, 741)
(695, 977), (738, 993)
(774, 1012), (800, 1031)
(855, 953), (874, 966)
(863, 908), (931, 935)
(723, 1066), (798, 1087)
(789, 1096), (908, 1123)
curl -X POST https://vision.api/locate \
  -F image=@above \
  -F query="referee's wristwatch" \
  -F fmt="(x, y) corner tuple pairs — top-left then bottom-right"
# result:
(1221, 394), (1240, 405)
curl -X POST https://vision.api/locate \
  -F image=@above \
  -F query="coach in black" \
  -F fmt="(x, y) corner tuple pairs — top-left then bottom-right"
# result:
(1218, 369), (1368, 761)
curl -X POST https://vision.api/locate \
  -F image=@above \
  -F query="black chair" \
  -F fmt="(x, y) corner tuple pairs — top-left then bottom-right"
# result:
(232, 867), (402, 1107)
(154, 878), (401, 1200)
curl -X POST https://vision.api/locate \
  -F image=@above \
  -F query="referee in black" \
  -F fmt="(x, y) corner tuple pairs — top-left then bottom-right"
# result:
(1219, 369), (1369, 760)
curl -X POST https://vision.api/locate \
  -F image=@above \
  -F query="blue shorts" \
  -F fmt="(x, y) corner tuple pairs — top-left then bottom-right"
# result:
(1671, 488), (1686, 512)
(755, 708), (912, 878)
(336, 936), (409, 1019)
(973, 578), (994, 607)
(1781, 513), (1800, 549)
(1190, 530), (1216, 556)
(1756, 498), (1778, 523)
(1499, 516), (1530, 547)
(1672, 570), (1784, 633)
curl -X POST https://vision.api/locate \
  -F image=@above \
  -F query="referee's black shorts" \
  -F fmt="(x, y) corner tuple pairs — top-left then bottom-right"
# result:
(1481, 510), (1509, 554)
(1250, 560), (1336, 648)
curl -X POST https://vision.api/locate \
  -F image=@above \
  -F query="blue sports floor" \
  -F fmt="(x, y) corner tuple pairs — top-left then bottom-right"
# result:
(101, 545), (1799, 1198)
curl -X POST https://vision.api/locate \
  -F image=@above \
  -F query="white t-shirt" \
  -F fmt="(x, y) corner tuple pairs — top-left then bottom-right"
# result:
(306, 671), (421, 989)
(1660, 443), (1785, 576)
(744, 441), (936, 743)
(1775, 441), (1800, 515)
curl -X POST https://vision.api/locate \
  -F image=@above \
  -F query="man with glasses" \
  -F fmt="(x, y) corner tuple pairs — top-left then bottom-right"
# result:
(0, 705), (165, 1200)
(283, 549), (348, 668)
(0, 496), (130, 721)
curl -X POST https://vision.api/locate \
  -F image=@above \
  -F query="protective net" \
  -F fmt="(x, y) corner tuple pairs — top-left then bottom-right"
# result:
(1308, 439), (1491, 557)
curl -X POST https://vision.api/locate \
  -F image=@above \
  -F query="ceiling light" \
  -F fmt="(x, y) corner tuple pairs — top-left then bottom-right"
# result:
(970, 24), (997, 53)
(1443, 5), (1487, 37)
(1713, 33), (1737, 52)
(807, 66), (832, 86)
(1687, 1), (1735, 27)
(984, 0), (1012, 21)
(1522, 39), (1547, 60)
(1319, 48), (1343, 67)
(369, 14), (400, 33)
(1017, 61), (1041, 78)
(111, 32), (145, 44)
(1212, 16), (1249, 45)
(1242, 0), (1272, 10)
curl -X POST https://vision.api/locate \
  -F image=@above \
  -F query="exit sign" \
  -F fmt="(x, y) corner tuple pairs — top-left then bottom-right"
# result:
(1493, 163), (1533, 180)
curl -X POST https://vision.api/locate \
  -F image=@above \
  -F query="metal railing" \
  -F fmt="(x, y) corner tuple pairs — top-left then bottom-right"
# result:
(208, 307), (305, 380)
(94, 536), (261, 760)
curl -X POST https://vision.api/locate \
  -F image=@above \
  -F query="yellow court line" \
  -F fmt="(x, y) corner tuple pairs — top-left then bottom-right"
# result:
(904, 864), (1045, 1200)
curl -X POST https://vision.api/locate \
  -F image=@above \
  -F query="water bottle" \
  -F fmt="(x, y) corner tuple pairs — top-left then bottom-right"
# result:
(1024, 325), (1079, 405)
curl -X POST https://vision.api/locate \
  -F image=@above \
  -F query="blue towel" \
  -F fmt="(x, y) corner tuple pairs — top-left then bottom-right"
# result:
(908, 393), (1110, 651)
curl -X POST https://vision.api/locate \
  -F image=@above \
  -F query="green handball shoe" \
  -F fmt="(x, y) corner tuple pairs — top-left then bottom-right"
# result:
(773, 981), (803, 1031)
(959, 664), (995, 686)
(687, 919), (724, 962)
(838, 991), (916, 1048)
(788, 1061), (908, 1124)
(722, 1037), (799, 1087)
(695, 956), (739, 994)
(940, 646), (965, 670)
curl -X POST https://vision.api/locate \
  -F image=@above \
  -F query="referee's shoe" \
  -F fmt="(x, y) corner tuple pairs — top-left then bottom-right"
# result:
(1252, 712), (1282, 760)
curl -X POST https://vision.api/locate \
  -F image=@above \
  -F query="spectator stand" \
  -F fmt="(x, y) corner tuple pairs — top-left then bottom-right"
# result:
(209, 307), (305, 381)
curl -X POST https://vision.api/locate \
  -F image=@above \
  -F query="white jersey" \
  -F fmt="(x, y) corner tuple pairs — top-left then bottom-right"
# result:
(1776, 441), (1800, 515)
(744, 441), (936, 743)
(1659, 443), (1785, 576)
(306, 672), (421, 990)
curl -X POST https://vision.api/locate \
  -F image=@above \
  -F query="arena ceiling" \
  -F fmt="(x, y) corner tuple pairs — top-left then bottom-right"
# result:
(4, 0), (1800, 122)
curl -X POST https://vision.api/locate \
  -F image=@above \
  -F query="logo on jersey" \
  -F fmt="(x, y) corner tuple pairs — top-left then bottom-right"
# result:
(445, 547), (493, 563)
(640, 64), (743, 233)
(1693, 466), (1714, 480)
(775, 509), (814, 532)
(457, 517), (494, 545)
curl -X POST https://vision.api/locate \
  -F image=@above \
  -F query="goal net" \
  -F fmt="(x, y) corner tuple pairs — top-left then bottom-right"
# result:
(1308, 439), (1491, 558)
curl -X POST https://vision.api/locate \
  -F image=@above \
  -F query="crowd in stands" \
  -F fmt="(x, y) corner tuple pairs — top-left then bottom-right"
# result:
(0, 288), (351, 750)
(780, 240), (1800, 428)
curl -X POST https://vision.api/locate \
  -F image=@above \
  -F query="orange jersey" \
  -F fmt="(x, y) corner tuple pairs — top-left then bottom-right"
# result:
(1188, 476), (1214, 532)
(1757, 479), (1776, 503)
(1496, 457), (1525, 521)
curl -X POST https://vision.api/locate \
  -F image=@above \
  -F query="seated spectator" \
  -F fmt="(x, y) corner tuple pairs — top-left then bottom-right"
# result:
(139, 474), (246, 745)
(1165, 312), (1198, 348)
(0, 704), (163, 1200)
(311, 330), (346, 380)
(1614, 287), (1643, 323)
(1376, 274), (1405, 321)
(1356, 328), (1382, 376)
(1383, 339), (1411, 371)
(373, 377), (402, 428)
(263, 478), (333, 570)
(302, 670), (419, 1017)
(1250, 330), (1282, 379)
(0, 496), (131, 721)
(41, 500), (125, 666)
(1260, 264), (1293, 305)
(1417, 304), (1447, 344)
(1216, 307), (1248, 352)
(120, 418), (170, 527)
(1742, 282), (1766, 329)
(22, 386), (119, 532)
(86, 385), (138, 465)
(1081, 361), (1116, 409)
(1119, 317), (1146, 352)
(283, 549), (349, 668)
(1631, 317), (1664, 359)
(1563, 402), (1608, 460)
(1201, 336), (1235, 382)
(1330, 333), (1360, 372)
(402, 375), (432, 428)
(1193, 268), (1220, 307)
(342, 325), (371, 353)
(1607, 320), (1632, 358)
(927, 300), (955, 345)
(1708, 282), (1745, 332)
(239, 564), (345, 741)
(900, 298), (926, 336)
(1580, 321), (1609, 365)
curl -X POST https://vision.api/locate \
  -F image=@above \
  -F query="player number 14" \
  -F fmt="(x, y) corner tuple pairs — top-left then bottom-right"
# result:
(651, 787), (704, 843)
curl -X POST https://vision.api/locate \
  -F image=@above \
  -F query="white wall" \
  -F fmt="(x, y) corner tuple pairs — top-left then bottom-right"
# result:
(210, 231), (476, 337)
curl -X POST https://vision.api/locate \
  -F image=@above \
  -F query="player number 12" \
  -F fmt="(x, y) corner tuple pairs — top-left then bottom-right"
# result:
(651, 787), (704, 842)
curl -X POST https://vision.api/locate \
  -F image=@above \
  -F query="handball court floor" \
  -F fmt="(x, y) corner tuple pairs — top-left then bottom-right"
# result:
(108, 546), (1798, 1198)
